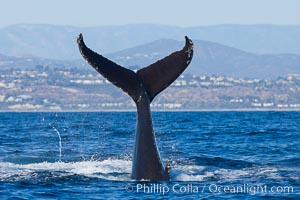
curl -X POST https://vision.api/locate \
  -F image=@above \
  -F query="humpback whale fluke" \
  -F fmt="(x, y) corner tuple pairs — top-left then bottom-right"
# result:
(77, 34), (194, 180)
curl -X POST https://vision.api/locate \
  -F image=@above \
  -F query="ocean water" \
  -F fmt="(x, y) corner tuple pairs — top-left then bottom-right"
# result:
(0, 111), (299, 199)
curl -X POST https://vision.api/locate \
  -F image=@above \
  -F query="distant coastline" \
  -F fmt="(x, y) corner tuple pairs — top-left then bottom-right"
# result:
(1, 67), (299, 112)
(1, 24), (300, 112)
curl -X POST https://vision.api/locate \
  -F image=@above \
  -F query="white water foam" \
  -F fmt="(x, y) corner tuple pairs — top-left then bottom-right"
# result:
(0, 158), (132, 182)
(0, 159), (294, 182)
(174, 165), (284, 181)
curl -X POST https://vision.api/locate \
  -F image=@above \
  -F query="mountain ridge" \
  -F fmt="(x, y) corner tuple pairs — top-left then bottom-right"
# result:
(2, 23), (300, 60)
(1, 37), (300, 79)
(108, 39), (300, 78)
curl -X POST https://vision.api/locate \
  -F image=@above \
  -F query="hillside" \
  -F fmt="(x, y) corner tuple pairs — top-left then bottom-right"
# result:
(1, 67), (299, 111)
(108, 39), (300, 78)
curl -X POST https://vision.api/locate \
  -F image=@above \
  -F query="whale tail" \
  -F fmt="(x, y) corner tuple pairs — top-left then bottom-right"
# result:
(77, 34), (194, 181)
(77, 33), (194, 103)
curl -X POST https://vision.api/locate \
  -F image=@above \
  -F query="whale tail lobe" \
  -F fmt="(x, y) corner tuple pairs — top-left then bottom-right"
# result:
(77, 33), (194, 103)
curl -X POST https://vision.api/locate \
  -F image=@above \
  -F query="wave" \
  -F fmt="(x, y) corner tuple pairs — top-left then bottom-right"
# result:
(193, 156), (255, 169)
(0, 158), (132, 182)
(0, 158), (297, 182)
(173, 164), (284, 182)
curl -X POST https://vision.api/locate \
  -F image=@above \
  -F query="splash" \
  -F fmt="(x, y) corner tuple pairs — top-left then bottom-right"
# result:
(0, 159), (297, 182)
(0, 158), (132, 182)
(50, 125), (62, 161)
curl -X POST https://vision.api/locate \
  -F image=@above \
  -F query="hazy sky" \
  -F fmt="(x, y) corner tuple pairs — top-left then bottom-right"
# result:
(1, 0), (300, 28)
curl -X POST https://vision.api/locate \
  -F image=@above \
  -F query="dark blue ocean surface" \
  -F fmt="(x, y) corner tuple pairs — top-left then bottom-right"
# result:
(0, 112), (299, 199)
